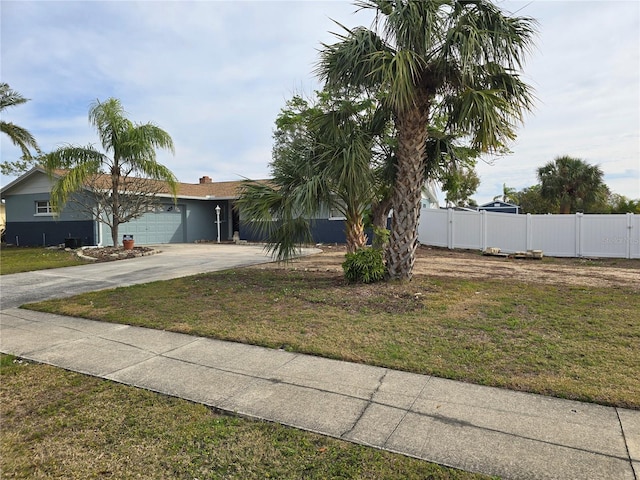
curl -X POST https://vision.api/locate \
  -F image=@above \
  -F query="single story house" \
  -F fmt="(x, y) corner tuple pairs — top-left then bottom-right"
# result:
(3, 167), (428, 247)
(477, 200), (520, 214)
(1, 168), (248, 246)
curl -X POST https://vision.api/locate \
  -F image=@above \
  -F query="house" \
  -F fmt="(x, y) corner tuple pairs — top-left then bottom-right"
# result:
(420, 180), (440, 210)
(0, 168), (250, 247)
(477, 200), (520, 214)
(0, 167), (372, 247)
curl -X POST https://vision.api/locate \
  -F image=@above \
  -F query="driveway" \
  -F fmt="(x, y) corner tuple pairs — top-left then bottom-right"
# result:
(0, 244), (318, 310)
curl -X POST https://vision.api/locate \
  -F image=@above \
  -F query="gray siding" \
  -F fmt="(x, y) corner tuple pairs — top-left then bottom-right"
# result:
(5, 193), (93, 223)
(184, 199), (231, 243)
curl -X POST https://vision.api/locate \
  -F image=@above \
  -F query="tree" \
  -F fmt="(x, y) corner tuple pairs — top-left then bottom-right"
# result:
(513, 184), (558, 214)
(0, 83), (40, 175)
(537, 156), (608, 214)
(608, 194), (640, 214)
(493, 183), (518, 204)
(442, 166), (480, 207)
(317, 0), (536, 279)
(43, 98), (177, 247)
(237, 90), (391, 260)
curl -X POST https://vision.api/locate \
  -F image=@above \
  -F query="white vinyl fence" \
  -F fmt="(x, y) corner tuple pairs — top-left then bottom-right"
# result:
(418, 209), (640, 259)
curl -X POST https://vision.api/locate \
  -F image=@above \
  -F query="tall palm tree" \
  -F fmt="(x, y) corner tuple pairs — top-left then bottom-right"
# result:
(317, 0), (536, 279)
(43, 98), (177, 246)
(494, 183), (517, 203)
(0, 83), (40, 174)
(538, 156), (607, 214)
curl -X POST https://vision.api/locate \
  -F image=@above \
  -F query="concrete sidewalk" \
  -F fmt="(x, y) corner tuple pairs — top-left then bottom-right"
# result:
(1, 307), (637, 480)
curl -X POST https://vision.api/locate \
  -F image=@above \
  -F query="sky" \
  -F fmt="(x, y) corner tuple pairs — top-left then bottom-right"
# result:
(1, 0), (639, 205)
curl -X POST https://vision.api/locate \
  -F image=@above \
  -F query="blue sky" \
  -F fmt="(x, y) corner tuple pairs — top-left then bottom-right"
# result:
(1, 0), (639, 204)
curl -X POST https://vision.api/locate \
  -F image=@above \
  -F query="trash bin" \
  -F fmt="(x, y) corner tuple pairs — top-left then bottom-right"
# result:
(122, 234), (134, 250)
(65, 237), (82, 249)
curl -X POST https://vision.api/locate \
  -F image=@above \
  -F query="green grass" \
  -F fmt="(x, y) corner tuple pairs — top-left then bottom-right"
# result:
(0, 246), (89, 274)
(27, 268), (640, 408)
(0, 355), (491, 479)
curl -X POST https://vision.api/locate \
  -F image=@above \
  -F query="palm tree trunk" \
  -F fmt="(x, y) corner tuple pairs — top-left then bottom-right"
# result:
(345, 212), (367, 254)
(111, 167), (121, 247)
(371, 197), (392, 232)
(387, 104), (430, 280)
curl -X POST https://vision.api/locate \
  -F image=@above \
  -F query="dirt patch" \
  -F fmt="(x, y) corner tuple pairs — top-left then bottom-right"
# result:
(253, 244), (640, 290)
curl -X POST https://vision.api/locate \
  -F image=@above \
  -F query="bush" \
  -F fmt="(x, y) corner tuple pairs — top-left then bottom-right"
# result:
(342, 247), (386, 284)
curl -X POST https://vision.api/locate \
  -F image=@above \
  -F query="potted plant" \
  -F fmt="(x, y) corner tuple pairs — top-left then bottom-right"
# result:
(122, 234), (134, 250)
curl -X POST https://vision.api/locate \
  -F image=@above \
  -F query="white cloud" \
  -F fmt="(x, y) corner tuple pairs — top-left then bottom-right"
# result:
(2, 0), (638, 203)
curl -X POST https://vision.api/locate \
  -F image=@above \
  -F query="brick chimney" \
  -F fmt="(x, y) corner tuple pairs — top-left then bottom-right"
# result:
(199, 176), (212, 184)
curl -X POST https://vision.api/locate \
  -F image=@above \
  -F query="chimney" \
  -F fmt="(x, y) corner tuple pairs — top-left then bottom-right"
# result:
(199, 176), (212, 184)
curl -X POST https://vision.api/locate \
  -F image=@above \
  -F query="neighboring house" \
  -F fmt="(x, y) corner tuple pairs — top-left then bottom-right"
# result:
(0, 167), (374, 247)
(477, 200), (520, 214)
(421, 180), (440, 210)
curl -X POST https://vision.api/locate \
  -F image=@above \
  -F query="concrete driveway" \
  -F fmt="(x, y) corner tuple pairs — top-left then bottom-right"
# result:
(1, 244), (318, 310)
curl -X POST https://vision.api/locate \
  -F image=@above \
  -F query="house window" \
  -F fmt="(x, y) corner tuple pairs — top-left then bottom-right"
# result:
(328, 198), (346, 220)
(35, 200), (53, 215)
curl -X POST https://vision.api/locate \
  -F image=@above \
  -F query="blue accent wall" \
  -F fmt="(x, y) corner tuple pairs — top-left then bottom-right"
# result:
(4, 220), (95, 247)
(184, 199), (231, 242)
(310, 219), (348, 243)
(240, 219), (376, 245)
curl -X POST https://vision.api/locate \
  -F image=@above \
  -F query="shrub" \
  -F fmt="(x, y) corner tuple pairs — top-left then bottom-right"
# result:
(342, 247), (386, 284)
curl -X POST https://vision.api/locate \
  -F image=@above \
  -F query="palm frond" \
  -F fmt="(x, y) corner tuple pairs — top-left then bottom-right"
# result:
(0, 83), (29, 110)
(46, 152), (103, 212)
(236, 181), (314, 262)
(316, 25), (392, 93)
(0, 121), (39, 159)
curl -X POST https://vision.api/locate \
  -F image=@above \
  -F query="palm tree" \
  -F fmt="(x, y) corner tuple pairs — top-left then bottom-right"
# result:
(0, 83), (40, 174)
(237, 91), (390, 260)
(43, 98), (177, 246)
(537, 156), (608, 214)
(494, 183), (517, 203)
(317, 0), (536, 279)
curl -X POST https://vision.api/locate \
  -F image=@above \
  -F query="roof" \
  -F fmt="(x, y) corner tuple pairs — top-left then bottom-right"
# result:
(0, 166), (270, 200)
(478, 201), (520, 208)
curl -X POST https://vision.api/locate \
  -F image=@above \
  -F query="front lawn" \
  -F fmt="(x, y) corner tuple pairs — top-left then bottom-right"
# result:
(26, 267), (640, 408)
(0, 246), (89, 274)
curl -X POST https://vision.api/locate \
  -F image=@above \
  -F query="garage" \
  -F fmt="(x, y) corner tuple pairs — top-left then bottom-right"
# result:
(104, 204), (186, 245)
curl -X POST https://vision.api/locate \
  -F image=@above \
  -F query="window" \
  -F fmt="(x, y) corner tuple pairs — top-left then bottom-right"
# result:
(35, 200), (53, 215)
(328, 198), (346, 220)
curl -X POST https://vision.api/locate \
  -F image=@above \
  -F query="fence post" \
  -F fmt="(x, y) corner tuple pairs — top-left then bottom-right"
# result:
(526, 213), (532, 251)
(480, 209), (487, 252)
(575, 213), (583, 257)
(627, 213), (633, 259)
(447, 208), (454, 249)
